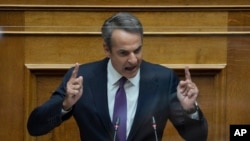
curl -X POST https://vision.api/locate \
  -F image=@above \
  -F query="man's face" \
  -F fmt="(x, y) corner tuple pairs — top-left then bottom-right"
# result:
(104, 29), (143, 78)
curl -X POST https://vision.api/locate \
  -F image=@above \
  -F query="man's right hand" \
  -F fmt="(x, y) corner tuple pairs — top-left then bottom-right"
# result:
(63, 63), (83, 111)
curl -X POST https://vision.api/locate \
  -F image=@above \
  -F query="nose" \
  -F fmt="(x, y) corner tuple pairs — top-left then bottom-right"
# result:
(128, 53), (137, 64)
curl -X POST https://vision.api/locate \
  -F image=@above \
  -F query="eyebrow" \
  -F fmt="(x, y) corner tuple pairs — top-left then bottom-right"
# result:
(119, 45), (142, 52)
(134, 45), (142, 52)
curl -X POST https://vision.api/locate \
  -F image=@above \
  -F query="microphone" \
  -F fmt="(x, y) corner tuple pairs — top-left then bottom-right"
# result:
(113, 117), (120, 141)
(152, 116), (159, 141)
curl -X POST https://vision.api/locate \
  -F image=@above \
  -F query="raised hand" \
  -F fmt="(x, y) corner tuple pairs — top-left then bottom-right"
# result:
(63, 63), (83, 110)
(177, 66), (199, 111)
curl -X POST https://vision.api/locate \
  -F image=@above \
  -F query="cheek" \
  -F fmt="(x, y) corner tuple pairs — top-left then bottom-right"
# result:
(112, 58), (125, 69)
(137, 53), (143, 59)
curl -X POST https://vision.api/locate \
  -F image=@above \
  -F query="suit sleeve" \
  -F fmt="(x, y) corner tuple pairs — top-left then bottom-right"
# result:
(27, 68), (74, 136)
(168, 70), (208, 141)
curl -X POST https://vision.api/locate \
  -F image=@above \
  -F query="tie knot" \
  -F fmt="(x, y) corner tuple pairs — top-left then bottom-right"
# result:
(119, 77), (127, 87)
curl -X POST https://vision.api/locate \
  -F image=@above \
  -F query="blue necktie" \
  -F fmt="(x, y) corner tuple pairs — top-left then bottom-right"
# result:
(113, 77), (127, 141)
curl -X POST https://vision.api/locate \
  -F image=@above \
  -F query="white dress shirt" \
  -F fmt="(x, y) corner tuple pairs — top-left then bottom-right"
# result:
(107, 60), (140, 138)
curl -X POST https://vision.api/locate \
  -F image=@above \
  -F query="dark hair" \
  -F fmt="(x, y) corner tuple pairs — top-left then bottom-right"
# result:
(101, 12), (143, 50)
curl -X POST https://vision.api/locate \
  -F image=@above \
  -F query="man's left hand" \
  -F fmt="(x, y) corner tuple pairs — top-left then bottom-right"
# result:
(177, 66), (199, 111)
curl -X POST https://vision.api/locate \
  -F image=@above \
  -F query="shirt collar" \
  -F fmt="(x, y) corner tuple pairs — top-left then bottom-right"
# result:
(107, 59), (140, 86)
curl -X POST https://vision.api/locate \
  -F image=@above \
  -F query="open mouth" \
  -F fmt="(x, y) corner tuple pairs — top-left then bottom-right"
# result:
(125, 66), (137, 72)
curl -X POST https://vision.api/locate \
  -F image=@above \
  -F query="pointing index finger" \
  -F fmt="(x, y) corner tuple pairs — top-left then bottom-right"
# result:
(185, 66), (192, 81)
(71, 63), (79, 79)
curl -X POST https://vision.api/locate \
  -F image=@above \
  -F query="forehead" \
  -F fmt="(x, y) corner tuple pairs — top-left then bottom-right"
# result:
(111, 29), (142, 48)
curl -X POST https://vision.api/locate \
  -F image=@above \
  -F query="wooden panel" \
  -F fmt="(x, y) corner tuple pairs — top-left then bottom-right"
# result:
(144, 36), (227, 64)
(0, 0), (250, 5)
(0, 35), (25, 140)
(227, 39), (250, 117)
(226, 37), (250, 140)
(24, 35), (104, 64)
(24, 35), (227, 65)
(228, 11), (250, 31)
(0, 11), (25, 141)
(226, 11), (250, 141)
(23, 11), (228, 32)
(0, 11), (24, 32)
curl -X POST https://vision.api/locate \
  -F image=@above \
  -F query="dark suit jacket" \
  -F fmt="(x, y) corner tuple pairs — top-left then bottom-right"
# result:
(27, 58), (208, 141)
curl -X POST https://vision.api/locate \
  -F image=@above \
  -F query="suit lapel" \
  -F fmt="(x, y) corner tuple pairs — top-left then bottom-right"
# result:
(88, 58), (114, 139)
(127, 61), (159, 140)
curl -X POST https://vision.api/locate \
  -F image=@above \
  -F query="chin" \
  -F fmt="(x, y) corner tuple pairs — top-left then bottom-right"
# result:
(124, 71), (138, 78)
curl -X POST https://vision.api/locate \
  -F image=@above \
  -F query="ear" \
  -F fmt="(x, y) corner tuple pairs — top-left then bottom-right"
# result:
(103, 42), (111, 58)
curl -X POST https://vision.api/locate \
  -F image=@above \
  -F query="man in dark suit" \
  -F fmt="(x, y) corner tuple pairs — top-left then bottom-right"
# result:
(27, 12), (208, 141)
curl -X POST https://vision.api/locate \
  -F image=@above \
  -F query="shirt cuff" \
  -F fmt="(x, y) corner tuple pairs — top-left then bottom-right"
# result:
(61, 108), (72, 115)
(187, 110), (200, 120)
